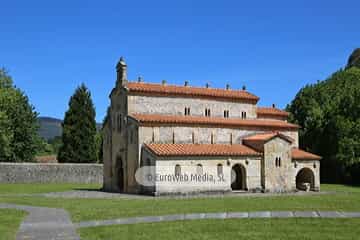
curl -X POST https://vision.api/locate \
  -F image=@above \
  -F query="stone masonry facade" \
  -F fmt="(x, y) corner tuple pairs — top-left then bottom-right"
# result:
(102, 57), (321, 195)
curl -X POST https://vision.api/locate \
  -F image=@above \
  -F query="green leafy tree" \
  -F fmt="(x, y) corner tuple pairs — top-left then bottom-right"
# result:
(0, 68), (13, 88)
(48, 136), (62, 154)
(287, 59), (360, 184)
(36, 138), (55, 156)
(58, 84), (97, 163)
(0, 69), (40, 162)
(0, 111), (13, 160)
(347, 48), (360, 68)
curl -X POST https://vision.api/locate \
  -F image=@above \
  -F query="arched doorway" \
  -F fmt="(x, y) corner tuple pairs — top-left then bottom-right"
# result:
(231, 164), (247, 191)
(296, 168), (315, 191)
(116, 156), (124, 192)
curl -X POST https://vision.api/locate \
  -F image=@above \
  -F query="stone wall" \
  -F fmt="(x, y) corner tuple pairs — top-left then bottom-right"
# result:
(139, 126), (298, 147)
(141, 148), (262, 195)
(0, 163), (103, 184)
(128, 95), (257, 119)
(263, 137), (292, 192)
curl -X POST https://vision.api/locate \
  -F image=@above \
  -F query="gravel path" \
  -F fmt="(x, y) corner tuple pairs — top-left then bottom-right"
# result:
(76, 210), (360, 228)
(0, 203), (80, 240)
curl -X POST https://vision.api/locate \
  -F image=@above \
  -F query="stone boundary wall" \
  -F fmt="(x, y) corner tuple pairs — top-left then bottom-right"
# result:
(0, 162), (103, 184)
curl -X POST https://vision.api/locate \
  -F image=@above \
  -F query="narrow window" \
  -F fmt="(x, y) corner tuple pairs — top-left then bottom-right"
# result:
(241, 111), (247, 119)
(184, 107), (191, 116)
(224, 110), (229, 118)
(275, 157), (281, 167)
(172, 131), (175, 144)
(192, 131), (195, 144)
(230, 133), (233, 145)
(175, 164), (181, 176)
(205, 108), (211, 117)
(152, 128), (155, 143)
(112, 115), (116, 130)
(211, 132), (215, 144)
(196, 164), (203, 175)
(117, 114), (122, 132)
(217, 164), (223, 176)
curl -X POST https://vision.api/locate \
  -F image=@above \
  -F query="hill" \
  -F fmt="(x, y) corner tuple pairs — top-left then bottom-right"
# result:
(287, 49), (360, 184)
(37, 117), (62, 140)
(37, 117), (102, 140)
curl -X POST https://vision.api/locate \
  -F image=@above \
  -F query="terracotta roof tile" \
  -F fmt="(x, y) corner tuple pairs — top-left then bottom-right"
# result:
(292, 148), (322, 160)
(130, 114), (299, 131)
(145, 143), (261, 157)
(127, 82), (259, 103)
(243, 132), (294, 143)
(257, 107), (289, 117)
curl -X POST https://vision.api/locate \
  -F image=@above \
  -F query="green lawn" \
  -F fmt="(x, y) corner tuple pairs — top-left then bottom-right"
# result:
(0, 183), (101, 195)
(0, 184), (359, 223)
(0, 209), (26, 240)
(79, 218), (360, 240)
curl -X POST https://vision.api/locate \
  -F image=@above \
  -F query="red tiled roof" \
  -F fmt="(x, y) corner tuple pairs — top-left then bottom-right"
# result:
(145, 143), (261, 157)
(257, 107), (289, 117)
(292, 148), (322, 160)
(127, 82), (259, 103)
(243, 132), (294, 143)
(130, 114), (299, 131)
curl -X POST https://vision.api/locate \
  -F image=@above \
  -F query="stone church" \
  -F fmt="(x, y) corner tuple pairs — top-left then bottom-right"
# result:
(102, 57), (321, 195)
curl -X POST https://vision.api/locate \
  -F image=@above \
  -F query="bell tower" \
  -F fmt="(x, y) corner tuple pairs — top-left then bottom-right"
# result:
(116, 56), (127, 88)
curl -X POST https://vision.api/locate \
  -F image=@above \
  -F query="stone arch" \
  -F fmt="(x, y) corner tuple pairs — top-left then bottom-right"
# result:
(231, 164), (247, 191)
(296, 168), (315, 191)
(116, 156), (124, 192)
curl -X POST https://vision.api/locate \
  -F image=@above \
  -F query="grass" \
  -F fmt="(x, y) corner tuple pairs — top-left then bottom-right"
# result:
(0, 184), (359, 222)
(0, 209), (26, 240)
(0, 183), (101, 195)
(79, 218), (360, 240)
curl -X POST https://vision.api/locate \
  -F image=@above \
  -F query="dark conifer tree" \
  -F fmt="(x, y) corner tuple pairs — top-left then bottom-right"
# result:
(58, 84), (97, 163)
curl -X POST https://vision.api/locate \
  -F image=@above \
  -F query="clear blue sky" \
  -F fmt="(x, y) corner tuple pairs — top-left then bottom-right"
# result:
(1, 0), (359, 122)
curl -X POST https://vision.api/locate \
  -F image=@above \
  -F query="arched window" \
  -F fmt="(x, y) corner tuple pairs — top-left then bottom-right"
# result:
(217, 164), (223, 176)
(184, 107), (190, 116)
(224, 110), (229, 118)
(196, 164), (203, 175)
(175, 164), (181, 176)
